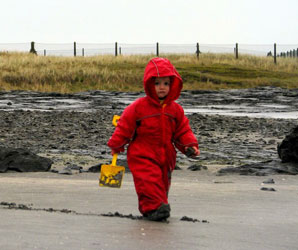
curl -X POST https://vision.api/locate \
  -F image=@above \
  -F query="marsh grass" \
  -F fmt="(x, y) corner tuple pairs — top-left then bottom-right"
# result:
(0, 52), (297, 93)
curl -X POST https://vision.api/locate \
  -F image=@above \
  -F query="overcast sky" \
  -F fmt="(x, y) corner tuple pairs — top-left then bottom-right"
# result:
(1, 0), (297, 44)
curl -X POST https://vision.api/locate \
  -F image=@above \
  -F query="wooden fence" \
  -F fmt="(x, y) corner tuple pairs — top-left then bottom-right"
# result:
(27, 41), (298, 64)
(279, 49), (298, 58)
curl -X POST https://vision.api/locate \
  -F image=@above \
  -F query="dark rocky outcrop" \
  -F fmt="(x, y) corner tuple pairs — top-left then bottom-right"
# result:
(217, 160), (298, 176)
(0, 88), (297, 175)
(217, 125), (298, 176)
(0, 147), (52, 172)
(278, 126), (298, 163)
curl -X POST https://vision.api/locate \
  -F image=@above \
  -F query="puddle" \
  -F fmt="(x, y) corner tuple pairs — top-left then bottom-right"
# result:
(184, 107), (298, 119)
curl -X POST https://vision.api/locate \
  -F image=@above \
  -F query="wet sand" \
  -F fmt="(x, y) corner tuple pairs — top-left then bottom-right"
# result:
(0, 87), (298, 249)
(1, 171), (298, 250)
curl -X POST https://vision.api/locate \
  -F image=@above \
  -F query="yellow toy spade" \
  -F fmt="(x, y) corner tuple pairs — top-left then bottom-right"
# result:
(99, 115), (125, 188)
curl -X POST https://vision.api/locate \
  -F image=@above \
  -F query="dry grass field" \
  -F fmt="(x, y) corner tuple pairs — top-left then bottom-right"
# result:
(0, 52), (297, 93)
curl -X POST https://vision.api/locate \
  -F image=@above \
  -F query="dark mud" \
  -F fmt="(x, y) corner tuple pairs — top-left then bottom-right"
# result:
(180, 216), (209, 223)
(0, 87), (297, 174)
(0, 202), (206, 223)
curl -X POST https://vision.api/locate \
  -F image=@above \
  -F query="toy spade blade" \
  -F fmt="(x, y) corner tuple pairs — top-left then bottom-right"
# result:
(99, 154), (125, 188)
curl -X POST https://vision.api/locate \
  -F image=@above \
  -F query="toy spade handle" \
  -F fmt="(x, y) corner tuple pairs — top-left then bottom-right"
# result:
(111, 115), (120, 166)
(112, 153), (118, 166)
(112, 115), (120, 127)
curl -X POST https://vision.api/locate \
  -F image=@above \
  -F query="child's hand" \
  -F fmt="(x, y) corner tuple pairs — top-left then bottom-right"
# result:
(111, 149), (117, 155)
(185, 146), (200, 158)
(110, 147), (125, 155)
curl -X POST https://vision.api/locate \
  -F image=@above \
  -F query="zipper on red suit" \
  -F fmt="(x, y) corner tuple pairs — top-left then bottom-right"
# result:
(161, 102), (171, 193)
(160, 103), (167, 166)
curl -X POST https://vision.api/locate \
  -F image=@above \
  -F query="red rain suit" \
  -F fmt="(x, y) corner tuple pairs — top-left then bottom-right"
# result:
(108, 58), (198, 214)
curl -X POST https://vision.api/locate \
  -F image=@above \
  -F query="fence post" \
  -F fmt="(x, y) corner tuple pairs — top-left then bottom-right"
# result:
(82, 48), (84, 57)
(44, 49), (46, 56)
(274, 43), (277, 64)
(115, 42), (118, 56)
(196, 43), (200, 59)
(156, 42), (159, 57)
(235, 43), (238, 59)
(74, 42), (77, 57)
(119, 47), (122, 55)
(29, 41), (37, 54)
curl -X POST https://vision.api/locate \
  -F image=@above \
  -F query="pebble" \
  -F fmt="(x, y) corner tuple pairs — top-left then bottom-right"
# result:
(262, 178), (275, 184)
(58, 168), (73, 175)
(260, 187), (276, 192)
(187, 164), (208, 171)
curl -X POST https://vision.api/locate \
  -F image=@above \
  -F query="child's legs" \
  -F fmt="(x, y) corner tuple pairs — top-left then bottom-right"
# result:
(128, 157), (169, 214)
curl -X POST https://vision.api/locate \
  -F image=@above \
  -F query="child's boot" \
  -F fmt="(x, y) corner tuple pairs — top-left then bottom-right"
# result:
(143, 203), (171, 221)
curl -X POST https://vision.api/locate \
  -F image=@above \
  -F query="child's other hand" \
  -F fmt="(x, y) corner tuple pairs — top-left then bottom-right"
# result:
(185, 146), (200, 158)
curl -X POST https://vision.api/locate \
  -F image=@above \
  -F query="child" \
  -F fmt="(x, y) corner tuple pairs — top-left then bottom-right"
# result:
(108, 57), (199, 221)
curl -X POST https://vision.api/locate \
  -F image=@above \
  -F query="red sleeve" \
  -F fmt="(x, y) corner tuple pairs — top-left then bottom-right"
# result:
(107, 101), (138, 153)
(173, 104), (198, 154)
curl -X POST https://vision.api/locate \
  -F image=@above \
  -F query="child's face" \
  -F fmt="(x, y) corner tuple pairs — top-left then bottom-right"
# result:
(154, 77), (170, 99)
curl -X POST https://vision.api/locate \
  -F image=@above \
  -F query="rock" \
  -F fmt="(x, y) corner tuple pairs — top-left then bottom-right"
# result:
(0, 147), (52, 172)
(262, 178), (275, 184)
(187, 164), (208, 171)
(79, 169), (88, 173)
(217, 160), (298, 176)
(88, 164), (102, 172)
(278, 126), (298, 163)
(174, 165), (182, 170)
(68, 164), (82, 170)
(58, 167), (73, 175)
(268, 139), (276, 144)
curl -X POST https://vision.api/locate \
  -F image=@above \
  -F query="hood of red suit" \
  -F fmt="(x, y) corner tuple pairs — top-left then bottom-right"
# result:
(143, 57), (183, 105)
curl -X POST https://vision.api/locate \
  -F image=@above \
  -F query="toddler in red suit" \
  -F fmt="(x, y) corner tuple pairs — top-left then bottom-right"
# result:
(108, 57), (199, 221)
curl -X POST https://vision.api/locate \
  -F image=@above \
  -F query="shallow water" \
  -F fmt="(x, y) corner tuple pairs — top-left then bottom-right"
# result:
(184, 106), (298, 119)
(0, 87), (297, 119)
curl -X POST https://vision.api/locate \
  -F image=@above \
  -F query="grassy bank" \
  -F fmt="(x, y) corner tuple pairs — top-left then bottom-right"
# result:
(0, 52), (297, 93)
